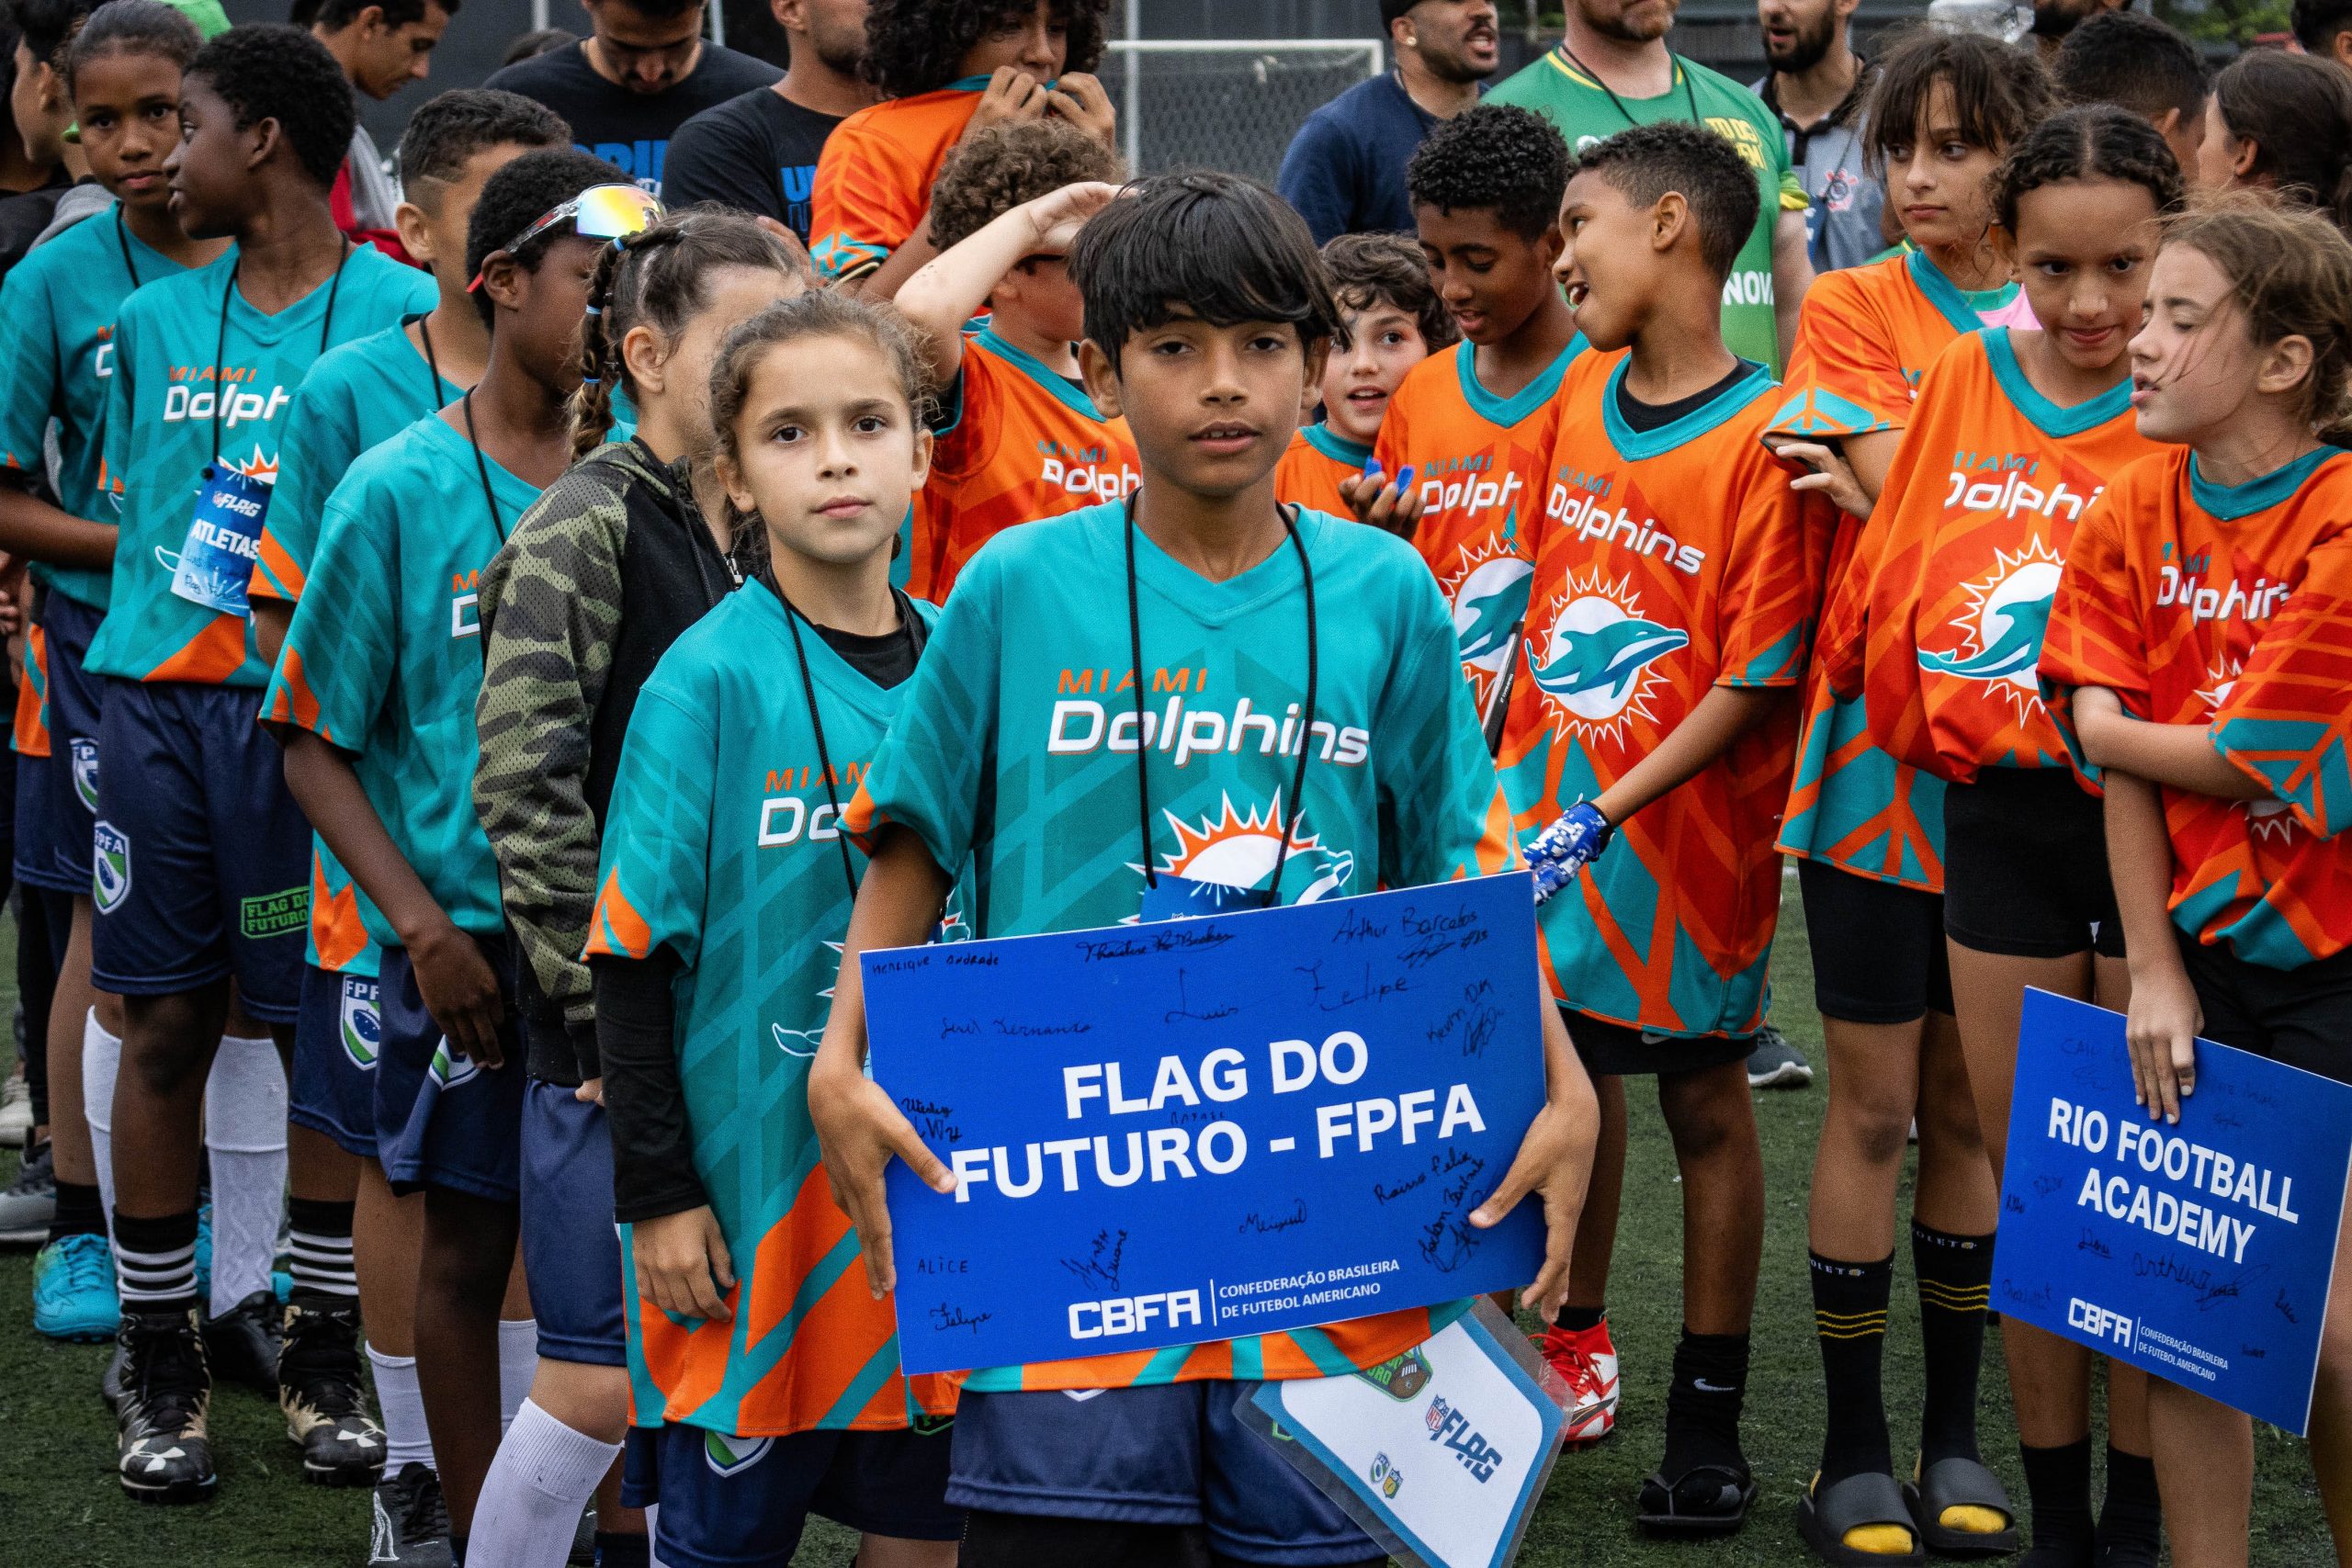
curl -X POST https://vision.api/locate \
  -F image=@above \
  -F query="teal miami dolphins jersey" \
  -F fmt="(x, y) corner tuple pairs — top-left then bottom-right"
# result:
(1375, 336), (1584, 717)
(843, 501), (1519, 1394)
(254, 316), (459, 982)
(88, 245), (435, 687)
(0, 209), (196, 610)
(262, 413), (540, 942)
(1497, 355), (1815, 1038)
(585, 583), (963, 1437)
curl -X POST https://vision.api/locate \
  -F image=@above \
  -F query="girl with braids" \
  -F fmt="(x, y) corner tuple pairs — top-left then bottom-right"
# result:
(469, 205), (808, 1560)
(2195, 50), (2352, 237)
(585, 288), (962, 1568)
(1803, 105), (2185, 1568)
(2042, 194), (2352, 1568)
(808, 0), (1114, 291)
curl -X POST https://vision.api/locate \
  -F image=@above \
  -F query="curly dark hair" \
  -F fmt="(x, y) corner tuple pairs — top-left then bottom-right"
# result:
(1406, 103), (1571, 240)
(188, 24), (357, 189)
(397, 87), (569, 197)
(861, 0), (1107, 101)
(927, 117), (1124, 252)
(1568, 121), (1759, 284)
(464, 145), (630, 325)
(1321, 231), (1456, 353)
(1864, 25), (2053, 170)
(1992, 104), (2183, 236)
(2212, 49), (2352, 237)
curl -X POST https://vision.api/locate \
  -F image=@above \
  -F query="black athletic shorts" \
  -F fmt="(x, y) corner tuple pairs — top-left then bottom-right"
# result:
(2178, 933), (2352, 1087)
(1563, 1008), (1751, 1078)
(1795, 857), (1953, 1024)
(1942, 768), (2125, 961)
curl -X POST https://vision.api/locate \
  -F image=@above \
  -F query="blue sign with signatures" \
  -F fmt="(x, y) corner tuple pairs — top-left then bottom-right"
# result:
(862, 873), (1549, 1376)
(1994, 989), (2352, 1434)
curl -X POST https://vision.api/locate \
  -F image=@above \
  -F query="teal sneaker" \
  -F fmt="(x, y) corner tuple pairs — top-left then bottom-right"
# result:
(194, 1203), (211, 1303)
(34, 1232), (122, 1341)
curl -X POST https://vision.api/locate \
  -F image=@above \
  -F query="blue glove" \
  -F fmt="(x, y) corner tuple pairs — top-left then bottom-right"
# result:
(1527, 802), (1614, 904)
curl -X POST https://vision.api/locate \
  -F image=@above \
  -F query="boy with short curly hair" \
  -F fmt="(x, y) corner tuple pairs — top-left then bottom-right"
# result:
(809, 0), (1113, 287)
(891, 115), (1135, 601)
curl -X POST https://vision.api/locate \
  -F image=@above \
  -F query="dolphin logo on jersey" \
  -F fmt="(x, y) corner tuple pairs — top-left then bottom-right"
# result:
(92, 820), (130, 913)
(1526, 571), (1688, 740)
(427, 1038), (481, 1090)
(69, 738), (98, 812)
(1920, 541), (2065, 713)
(1453, 557), (1535, 667)
(703, 1431), (772, 1478)
(2198, 658), (2299, 842)
(340, 977), (379, 1070)
(1127, 794), (1354, 916)
(1531, 618), (1690, 702)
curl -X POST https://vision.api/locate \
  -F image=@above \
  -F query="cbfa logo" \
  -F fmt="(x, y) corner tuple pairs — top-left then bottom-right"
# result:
(340, 976), (380, 1071)
(427, 1037), (480, 1090)
(1129, 793), (1354, 912)
(1918, 538), (2064, 716)
(69, 737), (98, 812)
(92, 821), (130, 912)
(1525, 570), (1689, 741)
(1441, 536), (1535, 706)
(703, 1431), (771, 1478)
(2198, 659), (2297, 842)
(2067, 1297), (2133, 1347)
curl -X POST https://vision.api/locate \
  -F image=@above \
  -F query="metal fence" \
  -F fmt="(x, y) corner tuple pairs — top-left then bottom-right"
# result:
(1098, 39), (1385, 185)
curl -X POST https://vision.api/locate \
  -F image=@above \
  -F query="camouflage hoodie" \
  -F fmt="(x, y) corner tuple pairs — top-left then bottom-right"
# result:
(473, 436), (741, 1084)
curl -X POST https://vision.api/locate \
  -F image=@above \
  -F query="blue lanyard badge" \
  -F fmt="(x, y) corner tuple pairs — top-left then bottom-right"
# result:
(170, 464), (271, 618)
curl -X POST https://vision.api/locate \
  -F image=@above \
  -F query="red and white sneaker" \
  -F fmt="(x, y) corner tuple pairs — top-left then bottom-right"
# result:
(1537, 1317), (1621, 1446)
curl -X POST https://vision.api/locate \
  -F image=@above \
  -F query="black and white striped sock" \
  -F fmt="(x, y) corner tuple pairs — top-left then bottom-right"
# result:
(113, 1208), (199, 1316)
(288, 1197), (357, 1303)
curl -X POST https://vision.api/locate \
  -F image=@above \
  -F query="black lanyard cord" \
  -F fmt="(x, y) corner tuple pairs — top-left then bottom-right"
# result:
(776, 587), (874, 906)
(1124, 495), (1317, 906)
(113, 209), (140, 289)
(417, 313), (443, 403)
(458, 388), (514, 545)
(1559, 44), (1698, 130)
(209, 240), (349, 471)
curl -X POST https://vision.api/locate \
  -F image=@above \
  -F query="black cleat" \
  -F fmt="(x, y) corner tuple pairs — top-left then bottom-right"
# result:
(101, 1340), (130, 1413)
(116, 1309), (217, 1505)
(369, 1462), (454, 1567)
(279, 1297), (384, 1485)
(202, 1288), (281, 1395)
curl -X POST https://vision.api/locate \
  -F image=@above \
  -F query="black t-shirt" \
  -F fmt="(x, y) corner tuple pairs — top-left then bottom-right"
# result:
(661, 86), (845, 242)
(1613, 358), (1763, 434)
(482, 40), (780, 195)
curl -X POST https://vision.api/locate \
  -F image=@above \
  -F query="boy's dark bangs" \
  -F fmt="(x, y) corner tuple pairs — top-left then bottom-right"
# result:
(1074, 175), (1340, 364)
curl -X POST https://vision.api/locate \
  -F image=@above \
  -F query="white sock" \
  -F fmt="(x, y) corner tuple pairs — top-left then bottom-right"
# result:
(646, 1502), (667, 1568)
(498, 1319), (537, 1433)
(468, 1399), (621, 1568)
(203, 1033), (288, 1315)
(368, 1344), (435, 1472)
(80, 1010), (120, 1235)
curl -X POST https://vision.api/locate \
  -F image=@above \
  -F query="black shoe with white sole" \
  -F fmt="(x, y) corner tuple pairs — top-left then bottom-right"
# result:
(369, 1462), (454, 1567)
(202, 1288), (281, 1395)
(116, 1308), (217, 1505)
(279, 1298), (385, 1485)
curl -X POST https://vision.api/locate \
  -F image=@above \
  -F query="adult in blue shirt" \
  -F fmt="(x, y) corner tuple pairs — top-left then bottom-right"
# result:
(1277, 0), (1497, 244)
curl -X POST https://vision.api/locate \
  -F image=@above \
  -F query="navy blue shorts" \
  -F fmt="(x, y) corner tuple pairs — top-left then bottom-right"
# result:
(521, 1080), (626, 1366)
(39, 592), (104, 895)
(11, 748), (45, 894)
(949, 1382), (1379, 1565)
(374, 937), (524, 1202)
(635, 1419), (961, 1566)
(89, 676), (309, 1020)
(289, 963), (380, 1160)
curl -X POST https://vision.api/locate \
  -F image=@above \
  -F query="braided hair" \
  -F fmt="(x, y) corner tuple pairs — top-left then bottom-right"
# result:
(1992, 103), (2186, 235)
(570, 204), (813, 462)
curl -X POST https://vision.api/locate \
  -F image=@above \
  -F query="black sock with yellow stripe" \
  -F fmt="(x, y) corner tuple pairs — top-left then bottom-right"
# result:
(1914, 1221), (1995, 1464)
(1811, 1250), (1893, 1483)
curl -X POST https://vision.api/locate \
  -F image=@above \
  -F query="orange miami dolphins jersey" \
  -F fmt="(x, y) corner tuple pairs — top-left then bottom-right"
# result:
(1838, 329), (2155, 784)
(1378, 335), (1584, 717)
(1499, 355), (1815, 1037)
(2042, 446), (2352, 970)
(1769, 250), (2031, 890)
(1272, 423), (1371, 519)
(908, 329), (1139, 604)
(808, 81), (983, 282)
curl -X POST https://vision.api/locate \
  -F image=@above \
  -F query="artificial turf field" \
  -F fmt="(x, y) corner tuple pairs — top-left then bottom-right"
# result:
(0, 884), (2335, 1564)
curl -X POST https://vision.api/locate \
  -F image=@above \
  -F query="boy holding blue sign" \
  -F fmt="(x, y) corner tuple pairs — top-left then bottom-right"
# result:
(819, 169), (1598, 1567)
(2042, 197), (2352, 1568)
(88, 21), (435, 1506)
(265, 149), (642, 1558)
(1498, 122), (1814, 1538)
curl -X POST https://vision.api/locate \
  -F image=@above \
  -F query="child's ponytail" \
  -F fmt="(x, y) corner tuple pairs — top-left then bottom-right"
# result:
(564, 205), (813, 462)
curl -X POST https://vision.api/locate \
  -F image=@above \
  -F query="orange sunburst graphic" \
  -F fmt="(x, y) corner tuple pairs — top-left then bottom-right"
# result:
(1125, 793), (1356, 914)
(1521, 567), (1689, 746)
(2196, 656), (2299, 844)
(1926, 537), (2067, 722)
(231, 446), (279, 485)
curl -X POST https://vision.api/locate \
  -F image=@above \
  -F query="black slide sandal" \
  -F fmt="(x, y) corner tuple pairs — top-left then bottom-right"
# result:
(1798, 1471), (1926, 1565)
(1637, 1462), (1756, 1536)
(1904, 1456), (2019, 1556)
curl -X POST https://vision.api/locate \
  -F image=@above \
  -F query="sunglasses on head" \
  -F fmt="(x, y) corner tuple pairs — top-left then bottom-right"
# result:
(468, 184), (663, 292)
